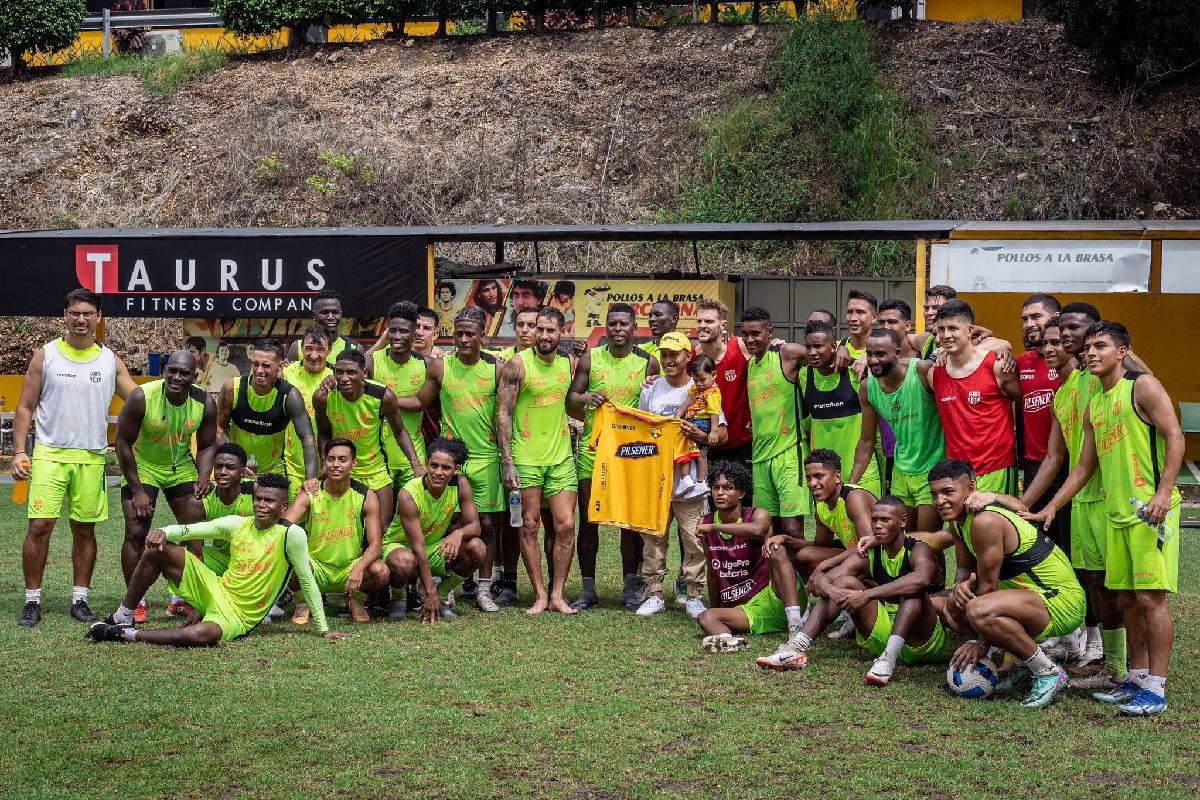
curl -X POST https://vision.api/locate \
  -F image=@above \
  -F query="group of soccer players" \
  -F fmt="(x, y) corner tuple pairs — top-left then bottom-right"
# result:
(15, 281), (1182, 716)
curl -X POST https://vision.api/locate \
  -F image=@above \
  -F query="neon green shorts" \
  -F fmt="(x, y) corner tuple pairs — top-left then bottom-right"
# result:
(740, 582), (807, 635)
(390, 461), (418, 492)
(352, 466), (392, 493)
(577, 446), (598, 485)
(515, 458), (577, 498)
(1035, 580), (1087, 641)
(856, 601), (948, 665)
(890, 469), (932, 510)
(463, 458), (505, 513)
(202, 544), (231, 576)
(752, 448), (811, 518)
(1106, 498), (1181, 593)
(170, 551), (253, 642)
(975, 466), (1017, 495)
(380, 543), (451, 577)
(310, 558), (358, 593)
(121, 457), (198, 494)
(1070, 499), (1108, 572)
(27, 455), (108, 522)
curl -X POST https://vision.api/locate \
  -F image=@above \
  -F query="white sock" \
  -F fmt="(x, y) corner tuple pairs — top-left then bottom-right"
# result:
(113, 605), (135, 625)
(882, 634), (905, 663)
(793, 632), (813, 651)
(1024, 647), (1058, 677)
(139, 596), (147, 606)
(1127, 668), (1150, 687)
(72, 586), (89, 603)
(784, 605), (804, 633)
(478, 578), (491, 592)
(125, 629), (137, 641)
(1145, 675), (1166, 696)
(25, 588), (42, 604)
(170, 595), (183, 604)
(1086, 625), (1102, 647)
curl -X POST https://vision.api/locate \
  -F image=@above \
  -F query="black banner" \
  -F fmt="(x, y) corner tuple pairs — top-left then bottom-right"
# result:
(0, 229), (428, 317)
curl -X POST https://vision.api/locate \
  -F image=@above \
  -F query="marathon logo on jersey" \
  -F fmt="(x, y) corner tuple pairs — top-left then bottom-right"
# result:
(616, 441), (659, 460)
(1024, 389), (1054, 412)
(968, 391), (981, 405)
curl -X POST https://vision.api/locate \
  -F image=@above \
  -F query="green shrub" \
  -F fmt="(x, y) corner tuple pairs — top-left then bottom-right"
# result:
(0, 0), (86, 71)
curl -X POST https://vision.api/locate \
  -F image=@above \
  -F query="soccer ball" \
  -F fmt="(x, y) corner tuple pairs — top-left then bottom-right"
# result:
(946, 658), (998, 699)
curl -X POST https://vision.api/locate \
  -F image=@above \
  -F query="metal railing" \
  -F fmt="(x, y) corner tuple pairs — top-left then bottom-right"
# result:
(85, 9), (222, 57)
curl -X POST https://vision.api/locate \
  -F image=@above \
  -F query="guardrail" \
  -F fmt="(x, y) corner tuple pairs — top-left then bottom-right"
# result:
(85, 9), (222, 57)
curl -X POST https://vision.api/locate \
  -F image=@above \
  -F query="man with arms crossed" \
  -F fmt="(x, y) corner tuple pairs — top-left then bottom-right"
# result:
(15, 288), (137, 627)
(85, 473), (348, 645)
(1026, 322), (1181, 716)
(568, 302), (659, 610)
(115, 350), (217, 621)
(933, 459), (1085, 710)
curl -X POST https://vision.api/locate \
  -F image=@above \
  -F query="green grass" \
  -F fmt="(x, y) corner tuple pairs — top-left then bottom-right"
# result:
(1, 491), (1198, 799)
(60, 50), (227, 98)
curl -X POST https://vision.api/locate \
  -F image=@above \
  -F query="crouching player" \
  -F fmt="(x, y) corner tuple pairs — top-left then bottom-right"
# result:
(694, 461), (806, 653)
(932, 459), (1085, 709)
(85, 473), (348, 645)
(383, 438), (484, 622)
(776, 496), (948, 684)
(284, 439), (390, 625)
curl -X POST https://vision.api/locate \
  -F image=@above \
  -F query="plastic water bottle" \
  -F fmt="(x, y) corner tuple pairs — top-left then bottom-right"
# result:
(508, 490), (522, 527)
(1130, 498), (1175, 543)
(247, 453), (258, 478)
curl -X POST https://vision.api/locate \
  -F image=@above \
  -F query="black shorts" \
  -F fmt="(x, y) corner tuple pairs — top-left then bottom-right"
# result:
(120, 481), (195, 503)
(1022, 459), (1072, 556)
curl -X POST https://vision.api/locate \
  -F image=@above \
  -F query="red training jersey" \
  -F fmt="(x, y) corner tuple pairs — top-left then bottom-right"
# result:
(932, 350), (1015, 475)
(1016, 350), (1063, 462)
(698, 340), (751, 449)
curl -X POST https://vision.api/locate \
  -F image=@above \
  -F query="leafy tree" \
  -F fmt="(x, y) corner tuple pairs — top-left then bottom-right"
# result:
(0, 0), (86, 74)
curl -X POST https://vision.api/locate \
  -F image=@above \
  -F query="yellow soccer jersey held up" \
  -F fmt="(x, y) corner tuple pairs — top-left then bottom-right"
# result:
(587, 402), (698, 536)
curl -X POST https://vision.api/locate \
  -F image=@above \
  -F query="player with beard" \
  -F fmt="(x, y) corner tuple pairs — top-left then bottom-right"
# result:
(694, 299), (754, 498)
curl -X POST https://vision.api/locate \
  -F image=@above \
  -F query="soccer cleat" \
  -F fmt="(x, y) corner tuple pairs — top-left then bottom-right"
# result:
(494, 583), (519, 606)
(684, 596), (706, 620)
(476, 589), (500, 613)
(17, 601), (41, 628)
(461, 577), (478, 600)
(165, 598), (193, 618)
(755, 640), (809, 671)
(387, 599), (407, 620)
(346, 595), (371, 624)
(827, 616), (856, 640)
(439, 603), (458, 620)
(866, 656), (895, 686)
(1020, 667), (1068, 709)
(1093, 680), (1141, 705)
(133, 600), (148, 624)
(635, 595), (667, 617)
(84, 622), (132, 643)
(996, 664), (1033, 694)
(1117, 689), (1167, 716)
(702, 633), (748, 653)
(70, 599), (98, 623)
(1068, 663), (1117, 691)
(292, 603), (311, 625)
(406, 580), (421, 612)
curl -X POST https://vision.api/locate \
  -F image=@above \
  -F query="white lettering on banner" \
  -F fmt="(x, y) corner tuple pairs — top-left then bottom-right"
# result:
(261, 259), (283, 290)
(306, 259), (326, 290)
(127, 259), (152, 291)
(220, 259), (239, 291)
(87, 252), (112, 293)
(930, 240), (1151, 293)
(175, 259), (196, 290)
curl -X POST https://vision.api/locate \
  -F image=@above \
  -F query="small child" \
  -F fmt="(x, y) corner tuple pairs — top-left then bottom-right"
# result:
(676, 355), (722, 488)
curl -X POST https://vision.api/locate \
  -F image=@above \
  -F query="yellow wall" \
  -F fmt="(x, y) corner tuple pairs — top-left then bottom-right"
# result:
(924, 0), (1022, 21)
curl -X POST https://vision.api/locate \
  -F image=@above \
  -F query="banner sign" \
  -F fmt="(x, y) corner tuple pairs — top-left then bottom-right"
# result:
(430, 277), (733, 350)
(0, 230), (427, 317)
(931, 239), (1151, 293)
(1161, 240), (1200, 294)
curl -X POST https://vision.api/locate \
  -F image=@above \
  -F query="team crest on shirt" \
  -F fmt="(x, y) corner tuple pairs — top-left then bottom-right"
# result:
(890, 398), (901, 413)
(1113, 399), (1122, 415)
(1048, 369), (1058, 381)
(725, 369), (736, 382)
(968, 391), (981, 405)
(650, 426), (661, 439)
(32, 499), (43, 512)
(90, 372), (101, 383)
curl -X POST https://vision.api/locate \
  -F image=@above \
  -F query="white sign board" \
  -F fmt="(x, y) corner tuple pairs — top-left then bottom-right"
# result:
(1161, 240), (1200, 293)
(930, 239), (1151, 293)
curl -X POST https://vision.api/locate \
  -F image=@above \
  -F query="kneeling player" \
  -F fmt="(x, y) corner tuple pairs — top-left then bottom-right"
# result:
(932, 459), (1085, 709)
(383, 438), (484, 622)
(85, 473), (348, 645)
(775, 497), (948, 684)
(200, 443), (255, 576)
(284, 439), (391, 624)
(694, 461), (806, 653)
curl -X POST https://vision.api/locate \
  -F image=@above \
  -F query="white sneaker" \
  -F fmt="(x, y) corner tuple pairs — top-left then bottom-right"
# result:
(636, 595), (667, 616)
(684, 596), (706, 619)
(676, 474), (696, 493)
(476, 589), (499, 613)
(267, 604), (286, 620)
(755, 639), (809, 670)
(865, 656), (895, 686)
(828, 616), (856, 639)
(702, 633), (748, 653)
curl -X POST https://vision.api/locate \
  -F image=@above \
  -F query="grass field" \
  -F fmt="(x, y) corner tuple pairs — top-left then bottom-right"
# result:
(1, 490), (1197, 799)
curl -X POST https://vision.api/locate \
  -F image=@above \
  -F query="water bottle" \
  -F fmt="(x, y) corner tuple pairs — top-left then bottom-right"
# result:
(508, 489), (522, 527)
(247, 454), (258, 478)
(1130, 498), (1174, 543)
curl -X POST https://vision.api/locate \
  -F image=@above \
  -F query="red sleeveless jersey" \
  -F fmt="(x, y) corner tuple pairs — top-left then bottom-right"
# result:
(932, 350), (1015, 475)
(1016, 350), (1063, 462)
(700, 340), (752, 449)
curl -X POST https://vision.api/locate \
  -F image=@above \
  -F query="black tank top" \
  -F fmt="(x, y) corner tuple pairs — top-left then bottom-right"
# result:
(232, 376), (294, 436)
(802, 367), (860, 421)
